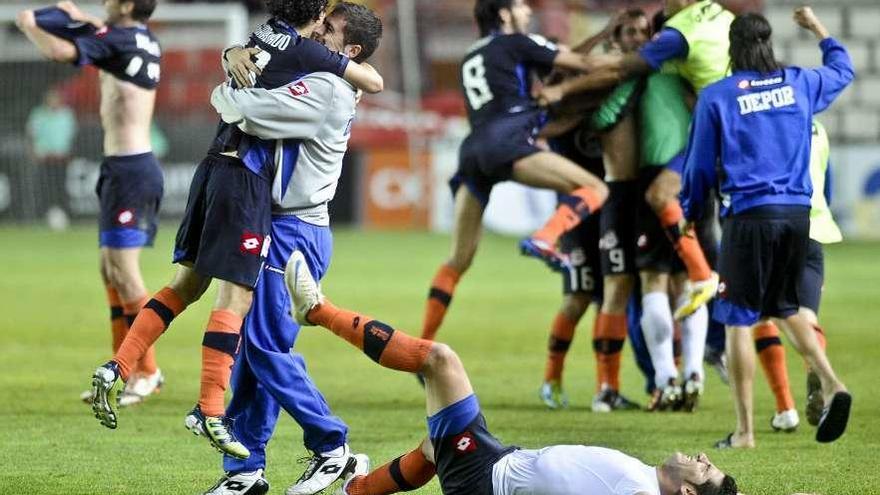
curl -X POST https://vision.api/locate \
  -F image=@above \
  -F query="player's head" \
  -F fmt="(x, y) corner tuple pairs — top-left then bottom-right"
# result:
(664, 0), (696, 17)
(316, 2), (383, 63)
(474, 0), (532, 36)
(103, 0), (157, 23)
(729, 13), (782, 74)
(659, 452), (738, 495)
(265, 0), (329, 30)
(612, 8), (650, 53)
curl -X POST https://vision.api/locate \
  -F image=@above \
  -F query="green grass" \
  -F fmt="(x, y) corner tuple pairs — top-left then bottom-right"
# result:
(0, 226), (878, 494)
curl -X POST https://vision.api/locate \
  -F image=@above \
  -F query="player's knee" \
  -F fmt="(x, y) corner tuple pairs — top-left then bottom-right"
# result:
(562, 294), (591, 320)
(590, 181), (610, 204)
(424, 343), (462, 377)
(448, 249), (476, 273)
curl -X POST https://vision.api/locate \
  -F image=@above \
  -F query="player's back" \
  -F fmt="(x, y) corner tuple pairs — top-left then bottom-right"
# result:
(460, 33), (558, 128)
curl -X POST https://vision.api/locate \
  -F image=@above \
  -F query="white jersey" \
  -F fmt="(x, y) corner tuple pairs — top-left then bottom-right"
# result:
(492, 446), (660, 495)
(211, 72), (357, 226)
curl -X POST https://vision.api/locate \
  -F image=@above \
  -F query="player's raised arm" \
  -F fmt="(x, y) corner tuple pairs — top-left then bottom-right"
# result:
(342, 60), (383, 94)
(793, 6), (855, 112)
(15, 8), (78, 63)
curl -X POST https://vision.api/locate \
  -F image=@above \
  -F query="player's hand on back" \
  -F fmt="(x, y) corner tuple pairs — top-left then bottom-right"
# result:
(537, 84), (564, 107)
(225, 46), (263, 88)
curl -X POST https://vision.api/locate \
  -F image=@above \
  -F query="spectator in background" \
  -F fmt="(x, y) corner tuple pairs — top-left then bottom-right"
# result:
(27, 88), (77, 228)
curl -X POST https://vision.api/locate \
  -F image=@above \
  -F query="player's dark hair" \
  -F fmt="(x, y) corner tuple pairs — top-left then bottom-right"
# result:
(729, 13), (782, 74)
(652, 10), (667, 33)
(474, 0), (513, 36)
(331, 2), (383, 63)
(127, 0), (157, 22)
(695, 475), (738, 495)
(265, 0), (328, 28)
(612, 8), (648, 40)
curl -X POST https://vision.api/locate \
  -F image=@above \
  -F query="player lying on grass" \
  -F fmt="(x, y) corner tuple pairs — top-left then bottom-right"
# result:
(89, 0), (384, 460)
(283, 250), (737, 495)
(200, 4), (383, 494)
(680, 8), (853, 448)
(17, 0), (165, 406)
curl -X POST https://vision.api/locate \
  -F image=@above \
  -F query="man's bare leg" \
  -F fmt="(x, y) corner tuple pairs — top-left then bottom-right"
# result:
(722, 325), (756, 448)
(422, 187), (484, 341)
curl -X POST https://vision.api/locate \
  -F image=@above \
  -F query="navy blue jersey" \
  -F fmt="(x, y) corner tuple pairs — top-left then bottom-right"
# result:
(681, 38), (853, 220)
(460, 33), (558, 127)
(209, 17), (350, 179)
(34, 7), (161, 90)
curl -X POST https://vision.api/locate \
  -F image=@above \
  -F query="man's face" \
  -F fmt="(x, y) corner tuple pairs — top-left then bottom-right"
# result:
(661, 452), (726, 493)
(664, 0), (693, 17)
(314, 14), (346, 53)
(103, 0), (130, 23)
(503, 0), (533, 34)
(617, 15), (651, 52)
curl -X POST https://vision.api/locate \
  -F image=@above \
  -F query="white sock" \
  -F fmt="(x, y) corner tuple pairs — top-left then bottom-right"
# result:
(679, 295), (708, 381)
(321, 444), (348, 458)
(641, 292), (678, 386)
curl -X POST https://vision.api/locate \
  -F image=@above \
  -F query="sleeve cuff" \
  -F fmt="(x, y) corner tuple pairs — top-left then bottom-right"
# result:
(337, 56), (350, 77)
(819, 37), (838, 50)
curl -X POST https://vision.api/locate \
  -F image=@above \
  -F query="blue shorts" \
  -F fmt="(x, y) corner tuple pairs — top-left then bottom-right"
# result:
(714, 205), (810, 326)
(97, 152), (163, 248)
(428, 395), (516, 495)
(450, 109), (545, 207)
(173, 154), (271, 288)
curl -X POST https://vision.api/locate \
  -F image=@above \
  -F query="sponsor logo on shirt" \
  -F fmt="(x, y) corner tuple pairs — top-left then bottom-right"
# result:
(452, 432), (478, 455)
(289, 81), (309, 97)
(736, 86), (796, 115)
(240, 231), (264, 255)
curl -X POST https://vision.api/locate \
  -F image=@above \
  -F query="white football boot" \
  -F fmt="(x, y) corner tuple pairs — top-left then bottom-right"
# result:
(203, 469), (269, 495)
(119, 368), (164, 407)
(287, 444), (353, 495)
(336, 454), (371, 495)
(284, 250), (324, 326)
(771, 409), (800, 432)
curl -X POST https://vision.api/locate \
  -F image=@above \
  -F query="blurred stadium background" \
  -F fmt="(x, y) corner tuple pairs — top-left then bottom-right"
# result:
(0, 0), (877, 237)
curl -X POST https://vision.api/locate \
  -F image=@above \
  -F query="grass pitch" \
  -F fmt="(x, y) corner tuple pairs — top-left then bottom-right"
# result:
(1, 226), (878, 494)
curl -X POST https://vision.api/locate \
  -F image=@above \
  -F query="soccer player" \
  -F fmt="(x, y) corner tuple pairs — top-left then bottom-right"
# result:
(88, 0), (385, 459)
(283, 251), (738, 495)
(17, 0), (165, 406)
(680, 8), (853, 447)
(540, 0), (735, 320)
(754, 119), (840, 433)
(420, 0), (615, 344)
(201, 4), (383, 494)
(539, 10), (651, 411)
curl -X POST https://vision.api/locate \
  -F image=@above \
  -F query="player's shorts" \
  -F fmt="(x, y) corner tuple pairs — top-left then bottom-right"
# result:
(96, 152), (163, 248)
(640, 73), (691, 168)
(173, 153), (271, 288)
(450, 109), (545, 207)
(713, 205), (811, 326)
(635, 167), (681, 273)
(599, 181), (638, 276)
(797, 238), (824, 314)
(429, 394), (517, 495)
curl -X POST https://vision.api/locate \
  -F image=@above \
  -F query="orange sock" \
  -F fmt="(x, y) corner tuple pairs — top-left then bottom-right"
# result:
(346, 444), (436, 495)
(658, 201), (712, 282)
(122, 296), (158, 375)
(754, 321), (795, 412)
(592, 312), (627, 391)
(533, 186), (604, 245)
(114, 287), (186, 380)
(544, 313), (577, 383)
(421, 264), (461, 341)
(199, 309), (243, 417)
(106, 285), (126, 353)
(309, 300), (433, 373)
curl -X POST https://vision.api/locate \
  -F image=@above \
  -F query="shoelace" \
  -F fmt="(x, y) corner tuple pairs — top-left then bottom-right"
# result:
(295, 455), (322, 482)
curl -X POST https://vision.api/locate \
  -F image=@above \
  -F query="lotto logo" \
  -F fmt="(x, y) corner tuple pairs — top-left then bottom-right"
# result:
(637, 234), (648, 249)
(738, 80), (750, 90)
(117, 209), (135, 226)
(718, 281), (727, 297)
(223, 481), (248, 491)
(452, 432), (477, 454)
(96, 26), (109, 38)
(240, 231), (264, 255)
(289, 81), (309, 96)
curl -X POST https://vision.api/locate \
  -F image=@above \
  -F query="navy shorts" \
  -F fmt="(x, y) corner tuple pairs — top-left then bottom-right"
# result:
(713, 205), (811, 326)
(635, 166), (682, 273)
(599, 181), (638, 276)
(429, 395), (516, 495)
(450, 109), (545, 206)
(96, 152), (163, 248)
(173, 154), (271, 288)
(798, 239), (824, 314)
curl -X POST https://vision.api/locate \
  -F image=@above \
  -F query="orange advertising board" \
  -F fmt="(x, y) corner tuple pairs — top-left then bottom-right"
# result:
(361, 147), (431, 229)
